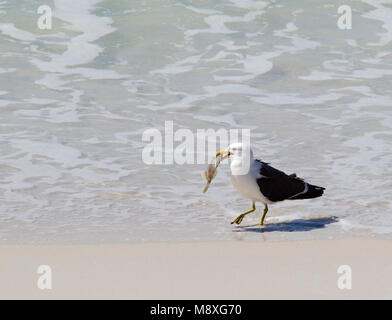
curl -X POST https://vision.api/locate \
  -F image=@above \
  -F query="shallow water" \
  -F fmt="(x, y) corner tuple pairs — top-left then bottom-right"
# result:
(0, 0), (391, 244)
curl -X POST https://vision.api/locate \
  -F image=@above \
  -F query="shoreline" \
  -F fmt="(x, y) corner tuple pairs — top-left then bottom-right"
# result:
(1, 238), (391, 299)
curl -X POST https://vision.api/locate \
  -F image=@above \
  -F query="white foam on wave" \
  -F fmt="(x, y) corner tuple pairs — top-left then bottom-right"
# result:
(150, 54), (203, 75)
(299, 2), (392, 82)
(184, 0), (268, 40)
(42, 0), (114, 68)
(361, 0), (392, 46)
(211, 13), (319, 83)
(242, 52), (279, 77)
(251, 92), (344, 106)
(338, 213), (392, 235)
(181, 5), (220, 15)
(153, 2), (321, 101)
(204, 83), (261, 96)
(1, 136), (131, 191)
(0, 23), (36, 41)
(229, 0), (268, 10)
(32, 0), (122, 79)
(27, 0), (126, 124)
(300, 66), (392, 81)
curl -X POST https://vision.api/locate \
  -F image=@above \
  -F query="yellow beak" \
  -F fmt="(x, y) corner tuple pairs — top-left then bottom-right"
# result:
(216, 150), (231, 159)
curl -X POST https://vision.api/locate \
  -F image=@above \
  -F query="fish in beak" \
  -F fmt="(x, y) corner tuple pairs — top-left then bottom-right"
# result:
(201, 150), (230, 193)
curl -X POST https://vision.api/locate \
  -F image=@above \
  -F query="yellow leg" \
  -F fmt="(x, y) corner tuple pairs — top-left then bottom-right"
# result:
(259, 204), (268, 226)
(231, 202), (256, 225)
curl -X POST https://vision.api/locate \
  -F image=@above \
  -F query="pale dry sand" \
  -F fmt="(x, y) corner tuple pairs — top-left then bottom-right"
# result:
(1, 238), (391, 299)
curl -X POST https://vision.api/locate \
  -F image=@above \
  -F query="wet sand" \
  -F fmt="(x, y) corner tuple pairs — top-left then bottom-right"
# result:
(1, 238), (391, 299)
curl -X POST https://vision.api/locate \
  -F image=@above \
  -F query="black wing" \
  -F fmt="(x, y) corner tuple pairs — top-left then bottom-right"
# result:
(256, 160), (325, 202)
